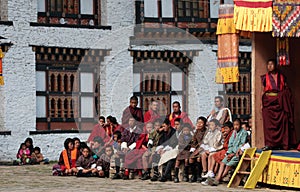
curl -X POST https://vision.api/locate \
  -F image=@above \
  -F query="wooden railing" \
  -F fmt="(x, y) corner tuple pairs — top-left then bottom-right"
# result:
(143, 72), (170, 92)
(48, 71), (78, 92)
(227, 95), (251, 115)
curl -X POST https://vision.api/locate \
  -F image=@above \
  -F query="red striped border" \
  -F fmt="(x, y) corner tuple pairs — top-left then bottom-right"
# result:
(235, 0), (272, 8)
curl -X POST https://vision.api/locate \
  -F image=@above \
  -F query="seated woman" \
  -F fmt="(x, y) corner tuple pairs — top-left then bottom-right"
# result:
(54, 138), (80, 176)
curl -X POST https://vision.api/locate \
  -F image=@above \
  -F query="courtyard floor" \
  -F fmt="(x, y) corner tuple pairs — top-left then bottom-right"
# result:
(0, 163), (297, 192)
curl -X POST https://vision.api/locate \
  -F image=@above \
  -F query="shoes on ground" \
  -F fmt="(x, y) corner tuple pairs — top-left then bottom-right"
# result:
(202, 171), (215, 179)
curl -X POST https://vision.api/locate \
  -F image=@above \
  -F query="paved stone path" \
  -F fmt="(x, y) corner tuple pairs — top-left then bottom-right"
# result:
(0, 164), (296, 192)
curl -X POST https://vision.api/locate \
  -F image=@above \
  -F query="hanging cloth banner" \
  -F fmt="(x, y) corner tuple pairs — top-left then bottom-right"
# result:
(216, 4), (240, 84)
(273, 0), (300, 37)
(276, 38), (290, 66)
(234, 0), (273, 32)
(0, 48), (4, 86)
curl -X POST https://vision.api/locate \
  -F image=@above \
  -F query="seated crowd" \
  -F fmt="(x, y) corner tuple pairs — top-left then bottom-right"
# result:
(50, 96), (253, 186)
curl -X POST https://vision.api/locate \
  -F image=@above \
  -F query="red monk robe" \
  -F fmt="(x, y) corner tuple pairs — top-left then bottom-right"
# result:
(121, 106), (144, 128)
(261, 72), (296, 150)
(124, 130), (149, 170)
(144, 109), (161, 124)
(87, 124), (110, 144)
(168, 111), (193, 128)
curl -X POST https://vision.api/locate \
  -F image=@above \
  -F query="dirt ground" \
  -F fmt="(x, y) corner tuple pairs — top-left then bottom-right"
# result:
(0, 163), (297, 192)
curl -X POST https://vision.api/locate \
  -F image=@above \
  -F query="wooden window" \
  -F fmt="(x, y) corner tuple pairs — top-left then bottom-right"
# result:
(33, 46), (110, 132)
(36, 69), (99, 131)
(225, 52), (252, 119)
(177, 0), (206, 18)
(133, 51), (189, 116)
(37, 0), (100, 26)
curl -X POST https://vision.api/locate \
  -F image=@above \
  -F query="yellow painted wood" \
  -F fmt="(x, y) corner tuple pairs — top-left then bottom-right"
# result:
(227, 147), (257, 188)
(244, 150), (272, 189)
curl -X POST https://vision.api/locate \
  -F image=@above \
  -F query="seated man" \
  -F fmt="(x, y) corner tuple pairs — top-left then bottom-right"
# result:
(150, 118), (178, 182)
(112, 117), (142, 180)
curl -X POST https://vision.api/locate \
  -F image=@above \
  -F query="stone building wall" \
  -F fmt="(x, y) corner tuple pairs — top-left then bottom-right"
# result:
(0, 0), (225, 161)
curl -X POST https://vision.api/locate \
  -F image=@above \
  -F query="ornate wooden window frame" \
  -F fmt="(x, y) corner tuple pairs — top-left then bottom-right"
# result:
(36, 0), (104, 28)
(32, 46), (110, 132)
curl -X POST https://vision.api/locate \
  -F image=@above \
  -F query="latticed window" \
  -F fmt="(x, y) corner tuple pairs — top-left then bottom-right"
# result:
(132, 50), (195, 115)
(143, 0), (210, 19)
(177, 0), (205, 18)
(37, 0), (100, 26)
(33, 46), (110, 131)
(225, 52), (252, 119)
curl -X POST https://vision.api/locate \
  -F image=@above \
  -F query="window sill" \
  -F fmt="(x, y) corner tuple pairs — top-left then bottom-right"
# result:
(30, 22), (111, 30)
(0, 131), (11, 135)
(30, 130), (91, 135)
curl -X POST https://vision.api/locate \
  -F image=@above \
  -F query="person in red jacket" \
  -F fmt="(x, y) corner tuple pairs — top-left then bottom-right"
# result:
(168, 101), (193, 128)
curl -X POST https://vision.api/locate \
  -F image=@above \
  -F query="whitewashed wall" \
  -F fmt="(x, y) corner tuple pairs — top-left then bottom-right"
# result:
(0, 0), (135, 161)
(0, 0), (239, 161)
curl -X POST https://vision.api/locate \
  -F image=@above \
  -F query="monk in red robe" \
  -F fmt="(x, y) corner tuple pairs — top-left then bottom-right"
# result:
(87, 116), (108, 145)
(144, 100), (161, 123)
(168, 101), (193, 128)
(261, 59), (296, 150)
(121, 96), (144, 128)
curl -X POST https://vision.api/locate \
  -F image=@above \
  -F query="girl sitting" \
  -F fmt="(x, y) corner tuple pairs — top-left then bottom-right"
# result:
(56, 138), (79, 176)
(16, 143), (31, 165)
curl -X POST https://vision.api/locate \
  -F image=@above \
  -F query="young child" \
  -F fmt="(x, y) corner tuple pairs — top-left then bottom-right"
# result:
(31, 147), (49, 164)
(91, 136), (105, 159)
(57, 138), (79, 176)
(174, 118), (183, 138)
(174, 123), (193, 183)
(16, 143), (31, 165)
(76, 146), (98, 177)
(97, 145), (114, 178)
(200, 119), (223, 179)
(189, 116), (207, 182)
(112, 131), (122, 153)
(141, 119), (163, 180)
(201, 121), (233, 185)
(208, 118), (248, 186)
